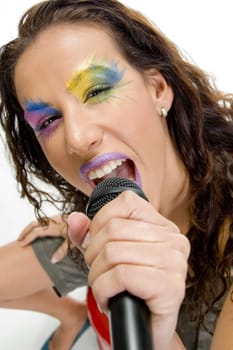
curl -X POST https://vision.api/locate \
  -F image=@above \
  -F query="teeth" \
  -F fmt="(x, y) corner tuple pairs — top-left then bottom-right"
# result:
(88, 159), (125, 180)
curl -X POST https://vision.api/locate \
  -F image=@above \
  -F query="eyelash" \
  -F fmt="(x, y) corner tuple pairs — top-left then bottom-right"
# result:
(84, 84), (112, 103)
(37, 114), (62, 133)
(33, 84), (113, 133)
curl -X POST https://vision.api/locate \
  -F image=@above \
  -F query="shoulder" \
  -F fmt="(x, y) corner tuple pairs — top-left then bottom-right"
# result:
(211, 283), (233, 349)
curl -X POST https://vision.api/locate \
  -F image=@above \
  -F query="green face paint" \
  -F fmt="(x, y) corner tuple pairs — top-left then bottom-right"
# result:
(66, 56), (125, 104)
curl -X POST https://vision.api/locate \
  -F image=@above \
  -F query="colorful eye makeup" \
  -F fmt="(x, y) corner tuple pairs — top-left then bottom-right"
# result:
(24, 100), (61, 136)
(23, 57), (125, 137)
(66, 56), (125, 103)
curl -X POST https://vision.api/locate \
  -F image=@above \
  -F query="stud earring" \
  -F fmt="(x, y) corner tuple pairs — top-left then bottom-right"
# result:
(161, 107), (168, 118)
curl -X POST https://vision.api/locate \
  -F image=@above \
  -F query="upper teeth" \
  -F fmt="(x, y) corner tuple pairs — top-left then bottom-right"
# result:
(88, 159), (126, 180)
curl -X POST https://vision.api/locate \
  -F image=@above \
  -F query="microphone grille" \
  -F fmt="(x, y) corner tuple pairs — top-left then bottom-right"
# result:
(86, 177), (148, 219)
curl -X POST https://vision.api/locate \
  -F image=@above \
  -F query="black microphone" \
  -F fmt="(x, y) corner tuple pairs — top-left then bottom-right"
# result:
(86, 177), (153, 350)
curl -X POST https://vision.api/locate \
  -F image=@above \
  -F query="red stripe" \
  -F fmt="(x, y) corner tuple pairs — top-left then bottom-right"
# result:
(87, 287), (111, 347)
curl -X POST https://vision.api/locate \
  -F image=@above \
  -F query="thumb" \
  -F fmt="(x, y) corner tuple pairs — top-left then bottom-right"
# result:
(68, 212), (90, 253)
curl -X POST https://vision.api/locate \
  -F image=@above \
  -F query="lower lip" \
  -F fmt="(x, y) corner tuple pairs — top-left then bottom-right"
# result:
(135, 168), (142, 188)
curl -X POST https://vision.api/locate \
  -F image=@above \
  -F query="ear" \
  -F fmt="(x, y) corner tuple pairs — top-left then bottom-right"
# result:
(144, 68), (174, 112)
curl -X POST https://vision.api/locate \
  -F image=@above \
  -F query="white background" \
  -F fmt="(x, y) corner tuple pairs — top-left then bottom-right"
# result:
(0, 0), (232, 349)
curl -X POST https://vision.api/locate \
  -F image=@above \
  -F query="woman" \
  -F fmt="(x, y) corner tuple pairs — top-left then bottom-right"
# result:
(0, 215), (89, 350)
(0, 0), (232, 349)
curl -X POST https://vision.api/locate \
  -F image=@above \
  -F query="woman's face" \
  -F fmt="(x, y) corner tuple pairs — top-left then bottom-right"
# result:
(14, 23), (187, 214)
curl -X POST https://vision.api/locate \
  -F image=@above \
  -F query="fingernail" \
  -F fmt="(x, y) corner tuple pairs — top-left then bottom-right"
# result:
(67, 211), (77, 225)
(81, 232), (90, 250)
(51, 255), (59, 264)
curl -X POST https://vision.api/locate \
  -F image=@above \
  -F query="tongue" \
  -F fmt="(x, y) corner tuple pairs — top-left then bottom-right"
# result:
(114, 160), (134, 179)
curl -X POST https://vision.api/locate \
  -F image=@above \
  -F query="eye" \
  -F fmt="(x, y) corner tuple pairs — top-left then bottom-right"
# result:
(84, 84), (112, 103)
(37, 114), (62, 132)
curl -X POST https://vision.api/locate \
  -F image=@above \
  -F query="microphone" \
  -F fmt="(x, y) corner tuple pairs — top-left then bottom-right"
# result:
(86, 177), (153, 350)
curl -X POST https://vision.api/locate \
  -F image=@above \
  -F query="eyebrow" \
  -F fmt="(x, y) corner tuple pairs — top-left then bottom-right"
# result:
(24, 100), (54, 113)
(67, 62), (125, 91)
(67, 65), (106, 89)
(74, 65), (105, 81)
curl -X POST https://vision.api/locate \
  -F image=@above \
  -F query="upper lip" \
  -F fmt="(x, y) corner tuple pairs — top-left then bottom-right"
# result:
(80, 152), (129, 187)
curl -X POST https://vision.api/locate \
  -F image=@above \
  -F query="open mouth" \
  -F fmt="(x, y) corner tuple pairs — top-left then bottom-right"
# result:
(83, 158), (136, 188)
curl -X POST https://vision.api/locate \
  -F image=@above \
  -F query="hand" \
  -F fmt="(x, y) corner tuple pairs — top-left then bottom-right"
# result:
(69, 191), (190, 350)
(18, 214), (68, 263)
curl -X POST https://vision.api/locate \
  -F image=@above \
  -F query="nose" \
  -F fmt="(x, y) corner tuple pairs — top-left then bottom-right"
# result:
(64, 108), (103, 157)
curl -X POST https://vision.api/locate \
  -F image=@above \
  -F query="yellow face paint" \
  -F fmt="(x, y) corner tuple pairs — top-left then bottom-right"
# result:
(66, 56), (125, 104)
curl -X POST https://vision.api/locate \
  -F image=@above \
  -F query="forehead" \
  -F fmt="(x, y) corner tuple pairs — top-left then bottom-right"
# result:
(14, 23), (124, 101)
(23, 22), (119, 55)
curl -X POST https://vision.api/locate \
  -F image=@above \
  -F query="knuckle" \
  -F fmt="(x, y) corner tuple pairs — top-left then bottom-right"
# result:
(172, 250), (189, 274)
(105, 218), (119, 238)
(120, 190), (136, 204)
(173, 233), (190, 258)
(168, 220), (180, 233)
(179, 234), (191, 257)
(171, 249), (184, 266)
(114, 264), (127, 287)
(167, 273), (186, 302)
(103, 242), (117, 264)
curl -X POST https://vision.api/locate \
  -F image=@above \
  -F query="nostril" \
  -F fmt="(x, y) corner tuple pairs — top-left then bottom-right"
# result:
(65, 122), (104, 156)
(88, 139), (99, 151)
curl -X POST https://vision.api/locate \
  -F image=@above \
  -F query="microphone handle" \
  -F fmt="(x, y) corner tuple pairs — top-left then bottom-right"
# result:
(109, 291), (153, 350)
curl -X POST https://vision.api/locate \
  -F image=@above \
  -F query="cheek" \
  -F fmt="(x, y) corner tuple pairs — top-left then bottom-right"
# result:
(39, 136), (71, 176)
(119, 97), (167, 200)
(38, 134), (89, 194)
(119, 96), (163, 148)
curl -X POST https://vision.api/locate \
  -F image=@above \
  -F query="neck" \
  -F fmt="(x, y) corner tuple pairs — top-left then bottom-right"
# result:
(167, 199), (191, 234)
(160, 168), (191, 234)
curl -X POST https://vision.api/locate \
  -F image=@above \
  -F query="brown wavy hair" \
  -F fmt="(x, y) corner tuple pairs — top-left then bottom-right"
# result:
(0, 0), (233, 328)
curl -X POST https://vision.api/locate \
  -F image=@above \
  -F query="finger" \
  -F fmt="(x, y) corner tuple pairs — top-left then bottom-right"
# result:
(91, 264), (186, 313)
(86, 218), (190, 267)
(18, 228), (45, 246)
(47, 215), (68, 237)
(88, 240), (188, 285)
(89, 190), (179, 236)
(68, 212), (91, 252)
(18, 224), (58, 246)
(17, 221), (40, 240)
(51, 240), (68, 263)
(18, 214), (67, 241)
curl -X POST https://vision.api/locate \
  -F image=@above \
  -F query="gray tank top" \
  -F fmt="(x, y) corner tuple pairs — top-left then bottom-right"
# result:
(176, 303), (215, 350)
